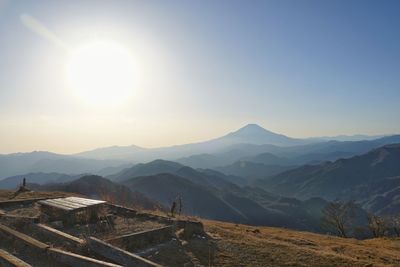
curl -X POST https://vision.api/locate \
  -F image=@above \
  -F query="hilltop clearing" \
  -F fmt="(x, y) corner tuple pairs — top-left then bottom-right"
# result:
(203, 220), (400, 266)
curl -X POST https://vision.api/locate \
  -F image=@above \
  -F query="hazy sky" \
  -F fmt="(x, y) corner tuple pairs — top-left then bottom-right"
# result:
(0, 0), (400, 154)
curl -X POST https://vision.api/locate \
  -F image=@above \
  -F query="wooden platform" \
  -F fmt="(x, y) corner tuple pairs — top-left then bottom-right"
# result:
(38, 197), (106, 211)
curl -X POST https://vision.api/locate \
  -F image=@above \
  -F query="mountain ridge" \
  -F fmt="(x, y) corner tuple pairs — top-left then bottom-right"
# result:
(257, 144), (400, 204)
(1, 125), (399, 178)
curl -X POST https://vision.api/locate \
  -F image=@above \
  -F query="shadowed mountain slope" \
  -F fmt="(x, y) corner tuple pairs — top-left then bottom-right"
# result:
(215, 161), (294, 181)
(37, 175), (161, 210)
(257, 144), (400, 202)
(122, 171), (328, 231)
(176, 135), (400, 169)
(108, 159), (184, 182)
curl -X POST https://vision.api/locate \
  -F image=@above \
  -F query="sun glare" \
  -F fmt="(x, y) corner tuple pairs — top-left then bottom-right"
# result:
(66, 40), (136, 107)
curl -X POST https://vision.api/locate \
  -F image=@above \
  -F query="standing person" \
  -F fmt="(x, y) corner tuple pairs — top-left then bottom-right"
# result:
(178, 196), (183, 216)
(170, 200), (177, 217)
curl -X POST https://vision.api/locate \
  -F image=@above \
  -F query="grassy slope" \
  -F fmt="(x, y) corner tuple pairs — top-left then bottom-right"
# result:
(203, 220), (400, 267)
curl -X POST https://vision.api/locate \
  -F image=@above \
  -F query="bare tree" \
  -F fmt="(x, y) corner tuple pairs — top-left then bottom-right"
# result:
(321, 200), (355, 238)
(386, 214), (400, 237)
(367, 213), (387, 237)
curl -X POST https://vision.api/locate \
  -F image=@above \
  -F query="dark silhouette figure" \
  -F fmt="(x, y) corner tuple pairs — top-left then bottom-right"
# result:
(178, 196), (183, 216)
(10, 177), (30, 199)
(170, 201), (177, 217)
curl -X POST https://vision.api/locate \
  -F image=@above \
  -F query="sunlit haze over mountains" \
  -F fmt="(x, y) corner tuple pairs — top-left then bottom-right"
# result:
(2, 2), (400, 266)
(0, 0), (399, 154)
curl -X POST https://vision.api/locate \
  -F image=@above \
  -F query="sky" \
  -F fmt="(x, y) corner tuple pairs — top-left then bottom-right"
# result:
(0, 0), (400, 154)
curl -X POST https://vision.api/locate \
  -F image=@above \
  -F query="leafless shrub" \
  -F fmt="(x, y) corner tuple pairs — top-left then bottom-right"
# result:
(321, 200), (355, 238)
(385, 214), (400, 237)
(367, 213), (388, 237)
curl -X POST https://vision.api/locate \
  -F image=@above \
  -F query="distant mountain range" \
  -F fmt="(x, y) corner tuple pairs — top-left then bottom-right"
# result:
(0, 151), (127, 179)
(75, 124), (393, 162)
(3, 142), (400, 236)
(75, 124), (312, 161)
(257, 144), (400, 215)
(0, 124), (399, 179)
(175, 135), (400, 169)
(0, 172), (82, 189)
(307, 134), (385, 142)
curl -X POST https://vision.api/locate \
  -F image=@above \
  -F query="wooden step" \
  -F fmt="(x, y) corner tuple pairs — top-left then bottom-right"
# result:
(0, 249), (32, 267)
(88, 237), (162, 267)
(34, 223), (85, 245)
(0, 224), (49, 250)
(48, 248), (122, 267)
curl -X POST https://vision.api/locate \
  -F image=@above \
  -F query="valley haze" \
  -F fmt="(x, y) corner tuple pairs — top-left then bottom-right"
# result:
(0, 123), (397, 179)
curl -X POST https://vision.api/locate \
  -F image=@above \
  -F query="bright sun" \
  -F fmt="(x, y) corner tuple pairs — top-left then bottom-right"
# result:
(66, 40), (136, 107)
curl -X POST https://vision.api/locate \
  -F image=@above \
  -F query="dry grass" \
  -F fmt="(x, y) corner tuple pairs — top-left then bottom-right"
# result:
(203, 220), (400, 267)
(0, 190), (81, 201)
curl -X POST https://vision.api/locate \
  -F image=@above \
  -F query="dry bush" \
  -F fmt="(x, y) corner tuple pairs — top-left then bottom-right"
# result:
(385, 214), (400, 237)
(321, 200), (355, 238)
(367, 213), (388, 237)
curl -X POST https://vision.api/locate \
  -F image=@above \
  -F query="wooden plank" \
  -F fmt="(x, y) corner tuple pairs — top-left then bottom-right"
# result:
(110, 226), (173, 240)
(46, 199), (86, 209)
(107, 226), (173, 252)
(0, 224), (49, 250)
(69, 197), (105, 205)
(65, 197), (105, 205)
(62, 200), (99, 208)
(59, 199), (99, 208)
(38, 200), (72, 211)
(88, 237), (162, 267)
(39, 200), (74, 210)
(39, 197), (105, 212)
(46, 198), (86, 208)
(48, 248), (122, 267)
(0, 249), (32, 267)
(34, 223), (85, 245)
(68, 196), (103, 202)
